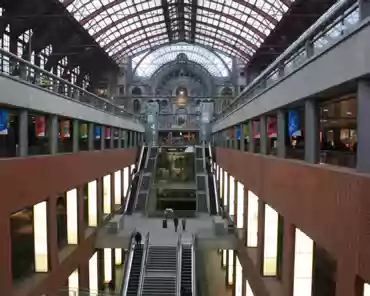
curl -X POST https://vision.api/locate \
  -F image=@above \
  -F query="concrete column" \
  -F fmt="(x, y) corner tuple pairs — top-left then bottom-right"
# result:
(357, 79), (370, 172)
(47, 197), (58, 270)
(48, 115), (58, 155)
(248, 120), (255, 153)
(240, 124), (245, 152)
(109, 127), (114, 149)
(18, 109), (28, 157)
(260, 116), (268, 155)
(100, 126), (105, 150)
(88, 123), (94, 151)
(118, 129), (122, 148)
(360, 0), (370, 20)
(282, 220), (295, 296)
(304, 98), (320, 164)
(77, 187), (85, 242)
(72, 119), (79, 153)
(124, 130), (128, 148)
(233, 127), (238, 149)
(277, 110), (287, 158)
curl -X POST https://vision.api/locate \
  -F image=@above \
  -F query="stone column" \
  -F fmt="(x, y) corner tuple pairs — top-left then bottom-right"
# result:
(124, 130), (129, 148)
(48, 115), (58, 155)
(257, 199), (265, 274)
(18, 109), (28, 157)
(72, 119), (79, 153)
(109, 127), (114, 149)
(47, 197), (58, 270)
(118, 129), (122, 148)
(357, 79), (370, 172)
(260, 116), (268, 155)
(100, 127), (105, 150)
(277, 109), (287, 158)
(240, 124), (245, 152)
(282, 220), (295, 296)
(88, 123), (94, 151)
(248, 121), (255, 153)
(304, 98), (320, 164)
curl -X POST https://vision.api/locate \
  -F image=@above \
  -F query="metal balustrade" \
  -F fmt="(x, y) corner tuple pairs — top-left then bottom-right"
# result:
(0, 47), (140, 123)
(214, 0), (360, 122)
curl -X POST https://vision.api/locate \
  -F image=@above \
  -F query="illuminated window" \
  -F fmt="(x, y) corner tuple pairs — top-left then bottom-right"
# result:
(246, 280), (254, 295)
(236, 182), (244, 229)
(33, 201), (48, 272)
(103, 175), (112, 215)
(114, 170), (121, 205)
(229, 176), (235, 216)
(104, 248), (112, 283)
(222, 249), (227, 268)
(219, 167), (223, 200)
(235, 256), (242, 296)
(263, 205), (278, 276)
(88, 180), (97, 227)
(293, 229), (314, 296)
(66, 189), (78, 245)
(365, 283), (370, 296)
(123, 167), (130, 198)
(228, 250), (234, 286)
(68, 269), (79, 296)
(223, 171), (228, 207)
(89, 252), (98, 293)
(247, 190), (258, 247)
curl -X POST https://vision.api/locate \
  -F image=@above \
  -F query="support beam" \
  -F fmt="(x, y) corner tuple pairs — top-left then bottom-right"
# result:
(190, 0), (197, 42)
(277, 110), (286, 158)
(18, 109), (28, 157)
(161, 0), (173, 42)
(357, 79), (370, 173)
(304, 98), (320, 164)
(260, 116), (267, 155)
(248, 121), (255, 153)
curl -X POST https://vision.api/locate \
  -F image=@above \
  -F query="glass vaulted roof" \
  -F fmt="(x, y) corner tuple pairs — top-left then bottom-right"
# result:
(132, 43), (232, 77)
(61, 0), (295, 63)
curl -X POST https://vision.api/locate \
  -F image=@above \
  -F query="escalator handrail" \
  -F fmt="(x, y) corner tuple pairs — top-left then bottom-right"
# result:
(144, 150), (158, 212)
(137, 145), (145, 173)
(137, 233), (150, 296)
(176, 234), (183, 296)
(208, 143), (220, 215)
(191, 234), (196, 296)
(121, 228), (137, 296)
(133, 172), (144, 211)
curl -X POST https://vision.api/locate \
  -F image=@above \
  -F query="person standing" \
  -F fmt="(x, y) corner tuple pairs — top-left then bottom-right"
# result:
(181, 219), (186, 231)
(135, 231), (142, 247)
(174, 217), (179, 232)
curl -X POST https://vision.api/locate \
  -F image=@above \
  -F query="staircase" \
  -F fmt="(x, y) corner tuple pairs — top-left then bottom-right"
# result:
(181, 245), (192, 295)
(126, 246), (143, 296)
(146, 246), (177, 272)
(142, 276), (177, 296)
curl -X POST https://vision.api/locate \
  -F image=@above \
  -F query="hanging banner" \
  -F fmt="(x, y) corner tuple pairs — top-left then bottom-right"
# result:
(80, 123), (88, 139)
(0, 109), (8, 135)
(244, 124), (249, 140)
(95, 126), (101, 139)
(36, 116), (46, 137)
(106, 127), (111, 139)
(288, 111), (301, 137)
(253, 121), (260, 139)
(61, 120), (70, 138)
(267, 117), (277, 138)
(236, 125), (241, 140)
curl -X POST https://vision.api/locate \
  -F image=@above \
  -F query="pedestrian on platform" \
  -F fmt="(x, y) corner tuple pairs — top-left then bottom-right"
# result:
(182, 219), (186, 231)
(135, 231), (142, 247)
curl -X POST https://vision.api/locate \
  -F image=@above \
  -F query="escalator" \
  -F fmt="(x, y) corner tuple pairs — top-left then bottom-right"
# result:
(126, 246), (144, 296)
(125, 146), (147, 214)
(181, 245), (193, 296)
(205, 148), (217, 215)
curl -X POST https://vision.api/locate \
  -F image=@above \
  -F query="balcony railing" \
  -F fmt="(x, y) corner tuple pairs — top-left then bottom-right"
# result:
(0, 47), (140, 123)
(214, 0), (360, 122)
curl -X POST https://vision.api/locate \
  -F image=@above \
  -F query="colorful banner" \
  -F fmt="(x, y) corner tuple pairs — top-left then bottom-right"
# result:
(244, 124), (249, 140)
(267, 117), (277, 138)
(0, 109), (8, 135)
(95, 126), (101, 139)
(106, 127), (111, 139)
(61, 120), (70, 138)
(36, 116), (46, 137)
(236, 125), (241, 140)
(253, 121), (260, 139)
(288, 111), (301, 137)
(80, 123), (88, 139)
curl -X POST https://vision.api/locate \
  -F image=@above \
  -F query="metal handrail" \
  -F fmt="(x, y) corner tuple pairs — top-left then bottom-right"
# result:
(137, 233), (150, 296)
(215, 0), (359, 122)
(0, 47), (140, 123)
(176, 234), (183, 296)
(121, 229), (137, 296)
(191, 234), (196, 296)
(58, 287), (119, 296)
(144, 149), (158, 212)
(208, 143), (220, 215)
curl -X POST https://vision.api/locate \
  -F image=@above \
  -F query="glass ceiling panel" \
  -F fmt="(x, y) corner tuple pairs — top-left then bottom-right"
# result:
(132, 43), (232, 78)
(61, 0), (295, 62)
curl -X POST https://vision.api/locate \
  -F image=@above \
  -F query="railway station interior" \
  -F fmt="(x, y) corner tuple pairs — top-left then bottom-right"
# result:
(1, 0), (370, 296)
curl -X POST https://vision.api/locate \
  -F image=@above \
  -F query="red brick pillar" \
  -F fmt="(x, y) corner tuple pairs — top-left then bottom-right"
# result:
(336, 258), (362, 296)
(282, 220), (295, 296)
(0, 212), (12, 293)
(48, 196), (59, 270)
(77, 186), (86, 243)
(243, 189), (249, 245)
(79, 260), (89, 290)
(97, 177), (103, 225)
(257, 199), (265, 275)
(111, 172), (115, 213)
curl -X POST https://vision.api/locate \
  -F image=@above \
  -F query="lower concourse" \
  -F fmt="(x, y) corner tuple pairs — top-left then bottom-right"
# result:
(1, 0), (370, 296)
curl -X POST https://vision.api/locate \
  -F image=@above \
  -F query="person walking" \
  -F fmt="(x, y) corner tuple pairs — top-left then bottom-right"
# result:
(181, 219), (186, 231)
(135, 231), (142, 247)
(174, 217), (179, 232)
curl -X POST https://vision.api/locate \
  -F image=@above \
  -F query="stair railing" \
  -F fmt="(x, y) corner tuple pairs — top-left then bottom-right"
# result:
(137, 233), (150, 296)
(192, 234), (197, 296)
(208, 143), (220, 215)
(121, 228), (137, 296)
(176, 233), (183, 296)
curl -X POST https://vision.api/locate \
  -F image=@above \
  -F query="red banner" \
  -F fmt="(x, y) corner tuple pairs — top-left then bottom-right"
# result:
(36, 116), (46, 137)
(61, 120), (70, 138)
(106, 127), (111, 139)
(268, 117), (277, 138)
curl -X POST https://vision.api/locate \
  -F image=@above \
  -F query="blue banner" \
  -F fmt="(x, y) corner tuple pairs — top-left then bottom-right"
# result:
(0, 110), (9, 135)
(236, 125), (241, 140)
(95, 126), (101, 139)
(288, 111), (301, 137)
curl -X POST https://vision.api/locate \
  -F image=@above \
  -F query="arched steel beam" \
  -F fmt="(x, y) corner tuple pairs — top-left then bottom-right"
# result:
(104, 18), (258, 54)
(131, 42), (232, 77)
